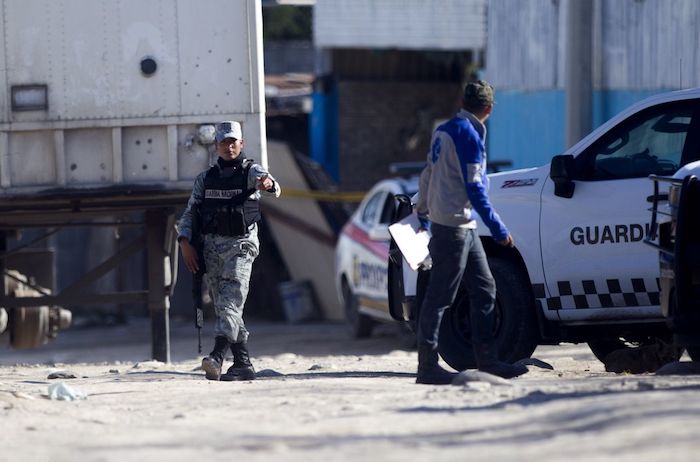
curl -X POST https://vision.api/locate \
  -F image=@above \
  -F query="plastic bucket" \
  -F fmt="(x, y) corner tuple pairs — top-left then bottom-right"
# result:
(277, 280), (317, 324)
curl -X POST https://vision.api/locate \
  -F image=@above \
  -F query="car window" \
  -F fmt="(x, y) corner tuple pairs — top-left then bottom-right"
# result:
(578, 103), (695, 180)
(361, 191), (386, 226)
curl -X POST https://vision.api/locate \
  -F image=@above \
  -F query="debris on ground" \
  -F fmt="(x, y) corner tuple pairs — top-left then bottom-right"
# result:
(47, 371), (78, 380)
(46, 383), (87, 401)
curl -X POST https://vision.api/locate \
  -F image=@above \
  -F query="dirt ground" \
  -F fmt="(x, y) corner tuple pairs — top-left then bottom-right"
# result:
(2, 318), (700, 462)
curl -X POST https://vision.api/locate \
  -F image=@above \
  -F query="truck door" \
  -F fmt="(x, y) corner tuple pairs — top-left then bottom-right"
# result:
(540, 100), (700, 320)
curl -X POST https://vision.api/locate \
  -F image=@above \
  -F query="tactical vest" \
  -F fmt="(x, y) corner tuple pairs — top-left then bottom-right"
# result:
(200, 159), (261, 237)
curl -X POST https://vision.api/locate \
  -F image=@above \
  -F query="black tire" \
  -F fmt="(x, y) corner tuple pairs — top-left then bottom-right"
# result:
(342, 281), (374, 339)
(438, 256), (540, 371)
(10, 306), (50, 349)
(437, 285), (477, 369)
(687, 346), (700, 361)
(588, 335), (683, 373)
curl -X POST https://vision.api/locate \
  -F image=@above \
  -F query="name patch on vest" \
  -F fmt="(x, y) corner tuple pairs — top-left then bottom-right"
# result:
(205, 189), (243, 199)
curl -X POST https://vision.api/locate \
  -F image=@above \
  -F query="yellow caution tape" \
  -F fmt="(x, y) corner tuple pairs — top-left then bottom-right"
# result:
(280, 188), (367, 203)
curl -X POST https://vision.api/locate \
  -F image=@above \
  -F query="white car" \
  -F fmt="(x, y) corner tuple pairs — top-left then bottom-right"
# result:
(334, 175), (418, 337)
(391, 87), (700, 373)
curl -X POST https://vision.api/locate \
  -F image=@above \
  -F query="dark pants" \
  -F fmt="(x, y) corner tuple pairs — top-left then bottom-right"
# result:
(417, 223), (497, 349)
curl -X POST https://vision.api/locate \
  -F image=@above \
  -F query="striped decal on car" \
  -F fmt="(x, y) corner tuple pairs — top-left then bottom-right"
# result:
(532, 278), (661, 310)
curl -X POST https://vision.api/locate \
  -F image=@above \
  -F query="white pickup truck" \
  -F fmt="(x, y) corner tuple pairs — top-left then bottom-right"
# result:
(389, 88), (700, 372)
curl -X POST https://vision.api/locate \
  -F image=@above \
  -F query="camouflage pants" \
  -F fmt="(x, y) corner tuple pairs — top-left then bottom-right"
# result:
(203, 225), (259, 343)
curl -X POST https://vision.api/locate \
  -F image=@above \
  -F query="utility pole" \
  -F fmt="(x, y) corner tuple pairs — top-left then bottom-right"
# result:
(565, 0), (594, 148)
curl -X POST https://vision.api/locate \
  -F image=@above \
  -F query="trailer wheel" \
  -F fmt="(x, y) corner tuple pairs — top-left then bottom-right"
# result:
(438, 256), (539, 371)
(10, 306), (50, 349)
(0, 308), (7, 334)
(342, 281), (374, 339)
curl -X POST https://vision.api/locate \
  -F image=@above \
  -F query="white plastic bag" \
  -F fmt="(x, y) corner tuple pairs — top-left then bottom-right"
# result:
(47, 382), (87, 401)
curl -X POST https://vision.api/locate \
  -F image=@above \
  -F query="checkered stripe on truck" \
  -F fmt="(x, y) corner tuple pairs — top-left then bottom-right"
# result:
(532, 278), (661, 310)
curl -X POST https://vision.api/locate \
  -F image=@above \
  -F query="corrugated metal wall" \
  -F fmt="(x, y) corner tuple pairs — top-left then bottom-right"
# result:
(487, 0), (700, 90)
(486, 0), (563, 90)
(485, 0), (700, 170)
(599, 0), (700, 89)
(314, 0), (487, 51)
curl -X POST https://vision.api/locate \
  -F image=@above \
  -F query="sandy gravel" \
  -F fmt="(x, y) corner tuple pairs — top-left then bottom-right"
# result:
(1, 319), (700, 462)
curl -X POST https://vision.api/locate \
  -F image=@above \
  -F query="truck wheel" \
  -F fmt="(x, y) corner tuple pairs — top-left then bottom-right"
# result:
(437, 287), (477, 369)
(438, 256), (539, 371)
(343, 281), (374, 339)
(588, 336), (682, 373)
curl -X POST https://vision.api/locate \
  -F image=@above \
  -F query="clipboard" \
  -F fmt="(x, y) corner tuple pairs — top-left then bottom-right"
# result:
(388, 214), (431, 270)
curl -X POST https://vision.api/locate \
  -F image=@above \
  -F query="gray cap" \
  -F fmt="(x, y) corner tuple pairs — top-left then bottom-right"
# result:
(215, 121), (243, 142)
(463, 80), (495, 106)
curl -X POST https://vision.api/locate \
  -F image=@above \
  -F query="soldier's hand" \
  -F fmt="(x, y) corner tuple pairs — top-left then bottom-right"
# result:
(497, 234), (514, 248)
(257, 174), (274, 191)
(179, 238), (200, 273)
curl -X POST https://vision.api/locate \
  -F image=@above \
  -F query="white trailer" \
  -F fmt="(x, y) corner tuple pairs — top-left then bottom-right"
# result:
(0, 0), (266, 361)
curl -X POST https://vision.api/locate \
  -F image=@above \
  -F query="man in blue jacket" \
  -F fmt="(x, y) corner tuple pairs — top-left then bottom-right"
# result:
(415, 80), (528, 384)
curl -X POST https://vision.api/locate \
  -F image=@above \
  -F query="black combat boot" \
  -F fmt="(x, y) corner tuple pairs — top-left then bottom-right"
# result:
(221, 342), (256, 381)
(201, 336), (230, 381)
(473, 342), (528, 379)
(416, 344), (457, 385)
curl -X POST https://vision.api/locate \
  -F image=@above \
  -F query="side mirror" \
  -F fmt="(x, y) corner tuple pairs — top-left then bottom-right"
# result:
(391, 194), (414, 224)
(368, 224), (391, 241)
(550, 154), (576, 198)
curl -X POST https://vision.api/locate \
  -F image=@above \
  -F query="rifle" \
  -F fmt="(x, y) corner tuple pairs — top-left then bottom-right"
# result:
(192, 266), (204, 354)
(191, 208), (206, 354)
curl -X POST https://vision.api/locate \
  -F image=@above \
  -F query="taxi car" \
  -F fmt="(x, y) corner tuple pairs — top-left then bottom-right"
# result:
(334, 174), (419, 337)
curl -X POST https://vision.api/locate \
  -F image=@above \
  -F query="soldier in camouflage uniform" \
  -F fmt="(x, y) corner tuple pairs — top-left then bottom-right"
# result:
(177, 121), (280, 381)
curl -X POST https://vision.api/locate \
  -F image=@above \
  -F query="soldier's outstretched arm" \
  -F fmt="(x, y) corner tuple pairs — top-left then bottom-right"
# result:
(250, 164), (281, 197)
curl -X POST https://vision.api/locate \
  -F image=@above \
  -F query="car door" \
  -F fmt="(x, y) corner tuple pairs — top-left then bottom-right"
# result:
(540, 99), (700, 321)
(351, 187), (393, 316)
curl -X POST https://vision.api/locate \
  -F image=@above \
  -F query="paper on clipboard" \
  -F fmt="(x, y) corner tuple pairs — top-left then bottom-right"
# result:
(388, 214), (431, 271)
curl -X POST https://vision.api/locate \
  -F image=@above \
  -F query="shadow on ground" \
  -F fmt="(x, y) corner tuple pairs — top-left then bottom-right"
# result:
(0, 317), (415, 366)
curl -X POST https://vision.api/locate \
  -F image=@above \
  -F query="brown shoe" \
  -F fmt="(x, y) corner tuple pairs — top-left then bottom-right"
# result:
(201, 336), (230, 381)
(201, 355), (223, 381)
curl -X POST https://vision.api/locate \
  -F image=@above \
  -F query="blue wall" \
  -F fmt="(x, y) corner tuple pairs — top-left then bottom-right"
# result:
(488, 89), (666, 170)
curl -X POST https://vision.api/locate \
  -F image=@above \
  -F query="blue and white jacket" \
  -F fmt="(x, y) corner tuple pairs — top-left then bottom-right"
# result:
(416, 109), (509, 241)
